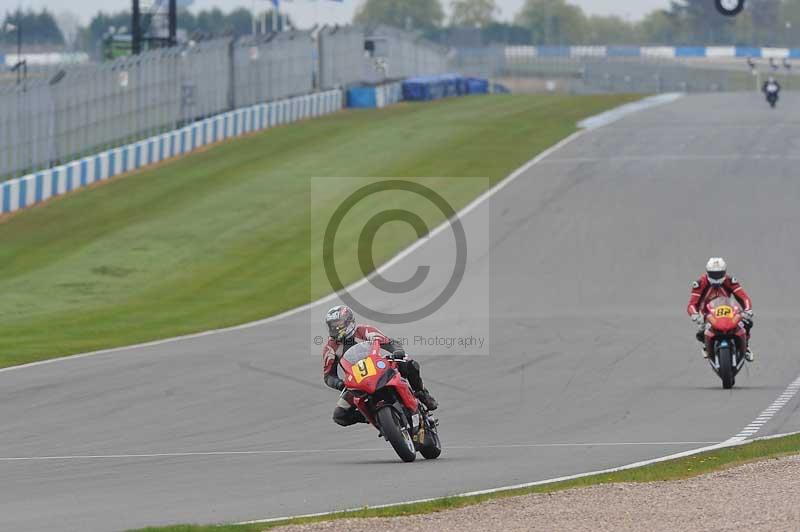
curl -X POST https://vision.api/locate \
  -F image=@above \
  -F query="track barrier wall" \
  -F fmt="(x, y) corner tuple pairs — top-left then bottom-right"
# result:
(346, 82), (403, 108)
(0, 90), (343, 215)
(0, 26), (450, 181)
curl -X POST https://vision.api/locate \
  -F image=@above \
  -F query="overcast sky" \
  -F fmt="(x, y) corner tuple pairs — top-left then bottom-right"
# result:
(0, 0), (672, 27)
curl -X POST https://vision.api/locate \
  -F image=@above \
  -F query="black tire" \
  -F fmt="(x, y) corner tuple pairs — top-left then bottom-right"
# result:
(718, 345), (735, 389)
(377, 407), (416, 463)
(419, 425), (442, 459)
(715, 0), (745, 16)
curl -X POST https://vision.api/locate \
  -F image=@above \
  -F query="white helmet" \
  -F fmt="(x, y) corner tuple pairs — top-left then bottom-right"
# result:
(706, 257), (727, 286)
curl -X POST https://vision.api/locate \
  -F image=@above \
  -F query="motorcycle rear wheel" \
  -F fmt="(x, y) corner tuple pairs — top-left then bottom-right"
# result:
(377, 407), (416, 463)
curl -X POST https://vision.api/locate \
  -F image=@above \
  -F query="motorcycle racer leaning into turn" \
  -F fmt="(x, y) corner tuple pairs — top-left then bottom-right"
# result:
(322, 305), (438, 426)
(687, 257), (755, 362)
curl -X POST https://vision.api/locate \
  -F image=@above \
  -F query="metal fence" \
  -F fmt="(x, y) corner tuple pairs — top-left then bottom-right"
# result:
(0, 26), (449, 180)
(452, 46), (789, 95)
(369, 25), (450, 80)
(317, 25), (450, 90)
(319, 26), (377, 89)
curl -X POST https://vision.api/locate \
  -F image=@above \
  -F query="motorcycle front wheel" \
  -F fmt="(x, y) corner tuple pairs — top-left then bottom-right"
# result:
(377, 407), (416, 462)
(718, 344), (735, 389)
(419, 424), (442, 460)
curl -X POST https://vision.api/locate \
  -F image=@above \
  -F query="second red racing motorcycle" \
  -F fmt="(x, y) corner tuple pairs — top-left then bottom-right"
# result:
(339, 340), (441, 462)
(704, 296), (749, 389)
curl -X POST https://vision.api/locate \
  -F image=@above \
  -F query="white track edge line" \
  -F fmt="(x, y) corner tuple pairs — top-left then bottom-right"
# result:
(577, 93), (683, 130)
(236, 429), (800, 526)
(728, 372), (800, 442)
(0, 442), (721, 462)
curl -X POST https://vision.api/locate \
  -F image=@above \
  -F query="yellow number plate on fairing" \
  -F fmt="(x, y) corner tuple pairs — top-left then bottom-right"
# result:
(715, 306), (734, 318)
(352, 357), (377, 384)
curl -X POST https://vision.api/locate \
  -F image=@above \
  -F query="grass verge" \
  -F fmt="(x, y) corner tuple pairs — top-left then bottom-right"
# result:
(0, 94), (638, 367)
(130, 432), (800, 532)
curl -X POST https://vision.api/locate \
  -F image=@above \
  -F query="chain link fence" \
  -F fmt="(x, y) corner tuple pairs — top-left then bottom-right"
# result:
(452, 46), (788, 95)
(317, 25), (450, 90)
(0, 26), (449, 181)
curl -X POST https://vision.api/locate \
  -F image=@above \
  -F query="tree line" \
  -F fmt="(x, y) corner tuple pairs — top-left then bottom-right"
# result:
(7, 1), (800, 53)
(1, 9), (64, 47)
(1, 7), (269, 53)
(359, 0), (800, 47)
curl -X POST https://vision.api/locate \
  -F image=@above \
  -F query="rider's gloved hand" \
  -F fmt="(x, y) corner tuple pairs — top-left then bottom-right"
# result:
(742, 309), (754, 327)
(390, 347), (406, 360)
(691, 313), (704, 327)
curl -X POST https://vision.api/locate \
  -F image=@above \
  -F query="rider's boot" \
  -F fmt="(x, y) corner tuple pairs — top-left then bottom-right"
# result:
(697, 331), (710, 359)
(416, 388), (438, 411)
(745, 347), (755, 362)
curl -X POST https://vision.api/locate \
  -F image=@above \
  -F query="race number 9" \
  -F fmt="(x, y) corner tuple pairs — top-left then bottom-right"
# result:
(352, 357), (377, 383)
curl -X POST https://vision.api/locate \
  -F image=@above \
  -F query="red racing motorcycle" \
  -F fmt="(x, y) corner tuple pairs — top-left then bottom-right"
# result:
(704, 296), (748, 389)
(339, 340), (441, 462)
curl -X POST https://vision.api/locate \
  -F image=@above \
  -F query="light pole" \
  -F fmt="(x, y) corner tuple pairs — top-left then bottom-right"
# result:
(3, 18), (25, 86)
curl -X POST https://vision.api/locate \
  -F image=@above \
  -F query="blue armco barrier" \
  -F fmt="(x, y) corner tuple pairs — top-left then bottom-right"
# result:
(402, 74), (481, 101)
(403, 76), (443, 101)
(347, 86), (378, 108)
(537, 46), (571, 57)
(675, 46), (706, 57)
(0, 89), (343, 215)
(736, 47), (763, 57)
(607, 46), (641, 57)
(466, 78), (490, 94)
(512, 45), (800, 59)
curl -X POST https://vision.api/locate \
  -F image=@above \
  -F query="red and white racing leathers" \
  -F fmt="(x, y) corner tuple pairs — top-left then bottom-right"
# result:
(322, 325), (393, 391)
(687, 274), (752, 353)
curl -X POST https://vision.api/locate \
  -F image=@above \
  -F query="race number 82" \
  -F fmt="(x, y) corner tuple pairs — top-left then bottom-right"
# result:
(715, 306), (733, 318)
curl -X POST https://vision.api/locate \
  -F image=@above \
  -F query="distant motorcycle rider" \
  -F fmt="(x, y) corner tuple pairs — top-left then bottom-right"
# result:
(322, 305), (438, 427)
(763, 76), (781, 106)
(687, 257), (754, 361)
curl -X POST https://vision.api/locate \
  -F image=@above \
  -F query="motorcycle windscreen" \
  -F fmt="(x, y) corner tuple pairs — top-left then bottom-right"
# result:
(707, 296), (741, 332)
(342, 342), (393, 391)
(343, 341), (394, 364)
(707, 295), (739, 313)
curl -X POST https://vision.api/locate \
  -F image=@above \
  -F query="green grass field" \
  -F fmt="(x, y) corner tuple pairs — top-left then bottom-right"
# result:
(0, 94), (638, 367)
(130, 432), (800, 532)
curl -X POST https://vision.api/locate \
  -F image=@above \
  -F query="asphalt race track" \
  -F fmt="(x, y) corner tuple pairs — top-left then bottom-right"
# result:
(2, 93), (800, 531)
